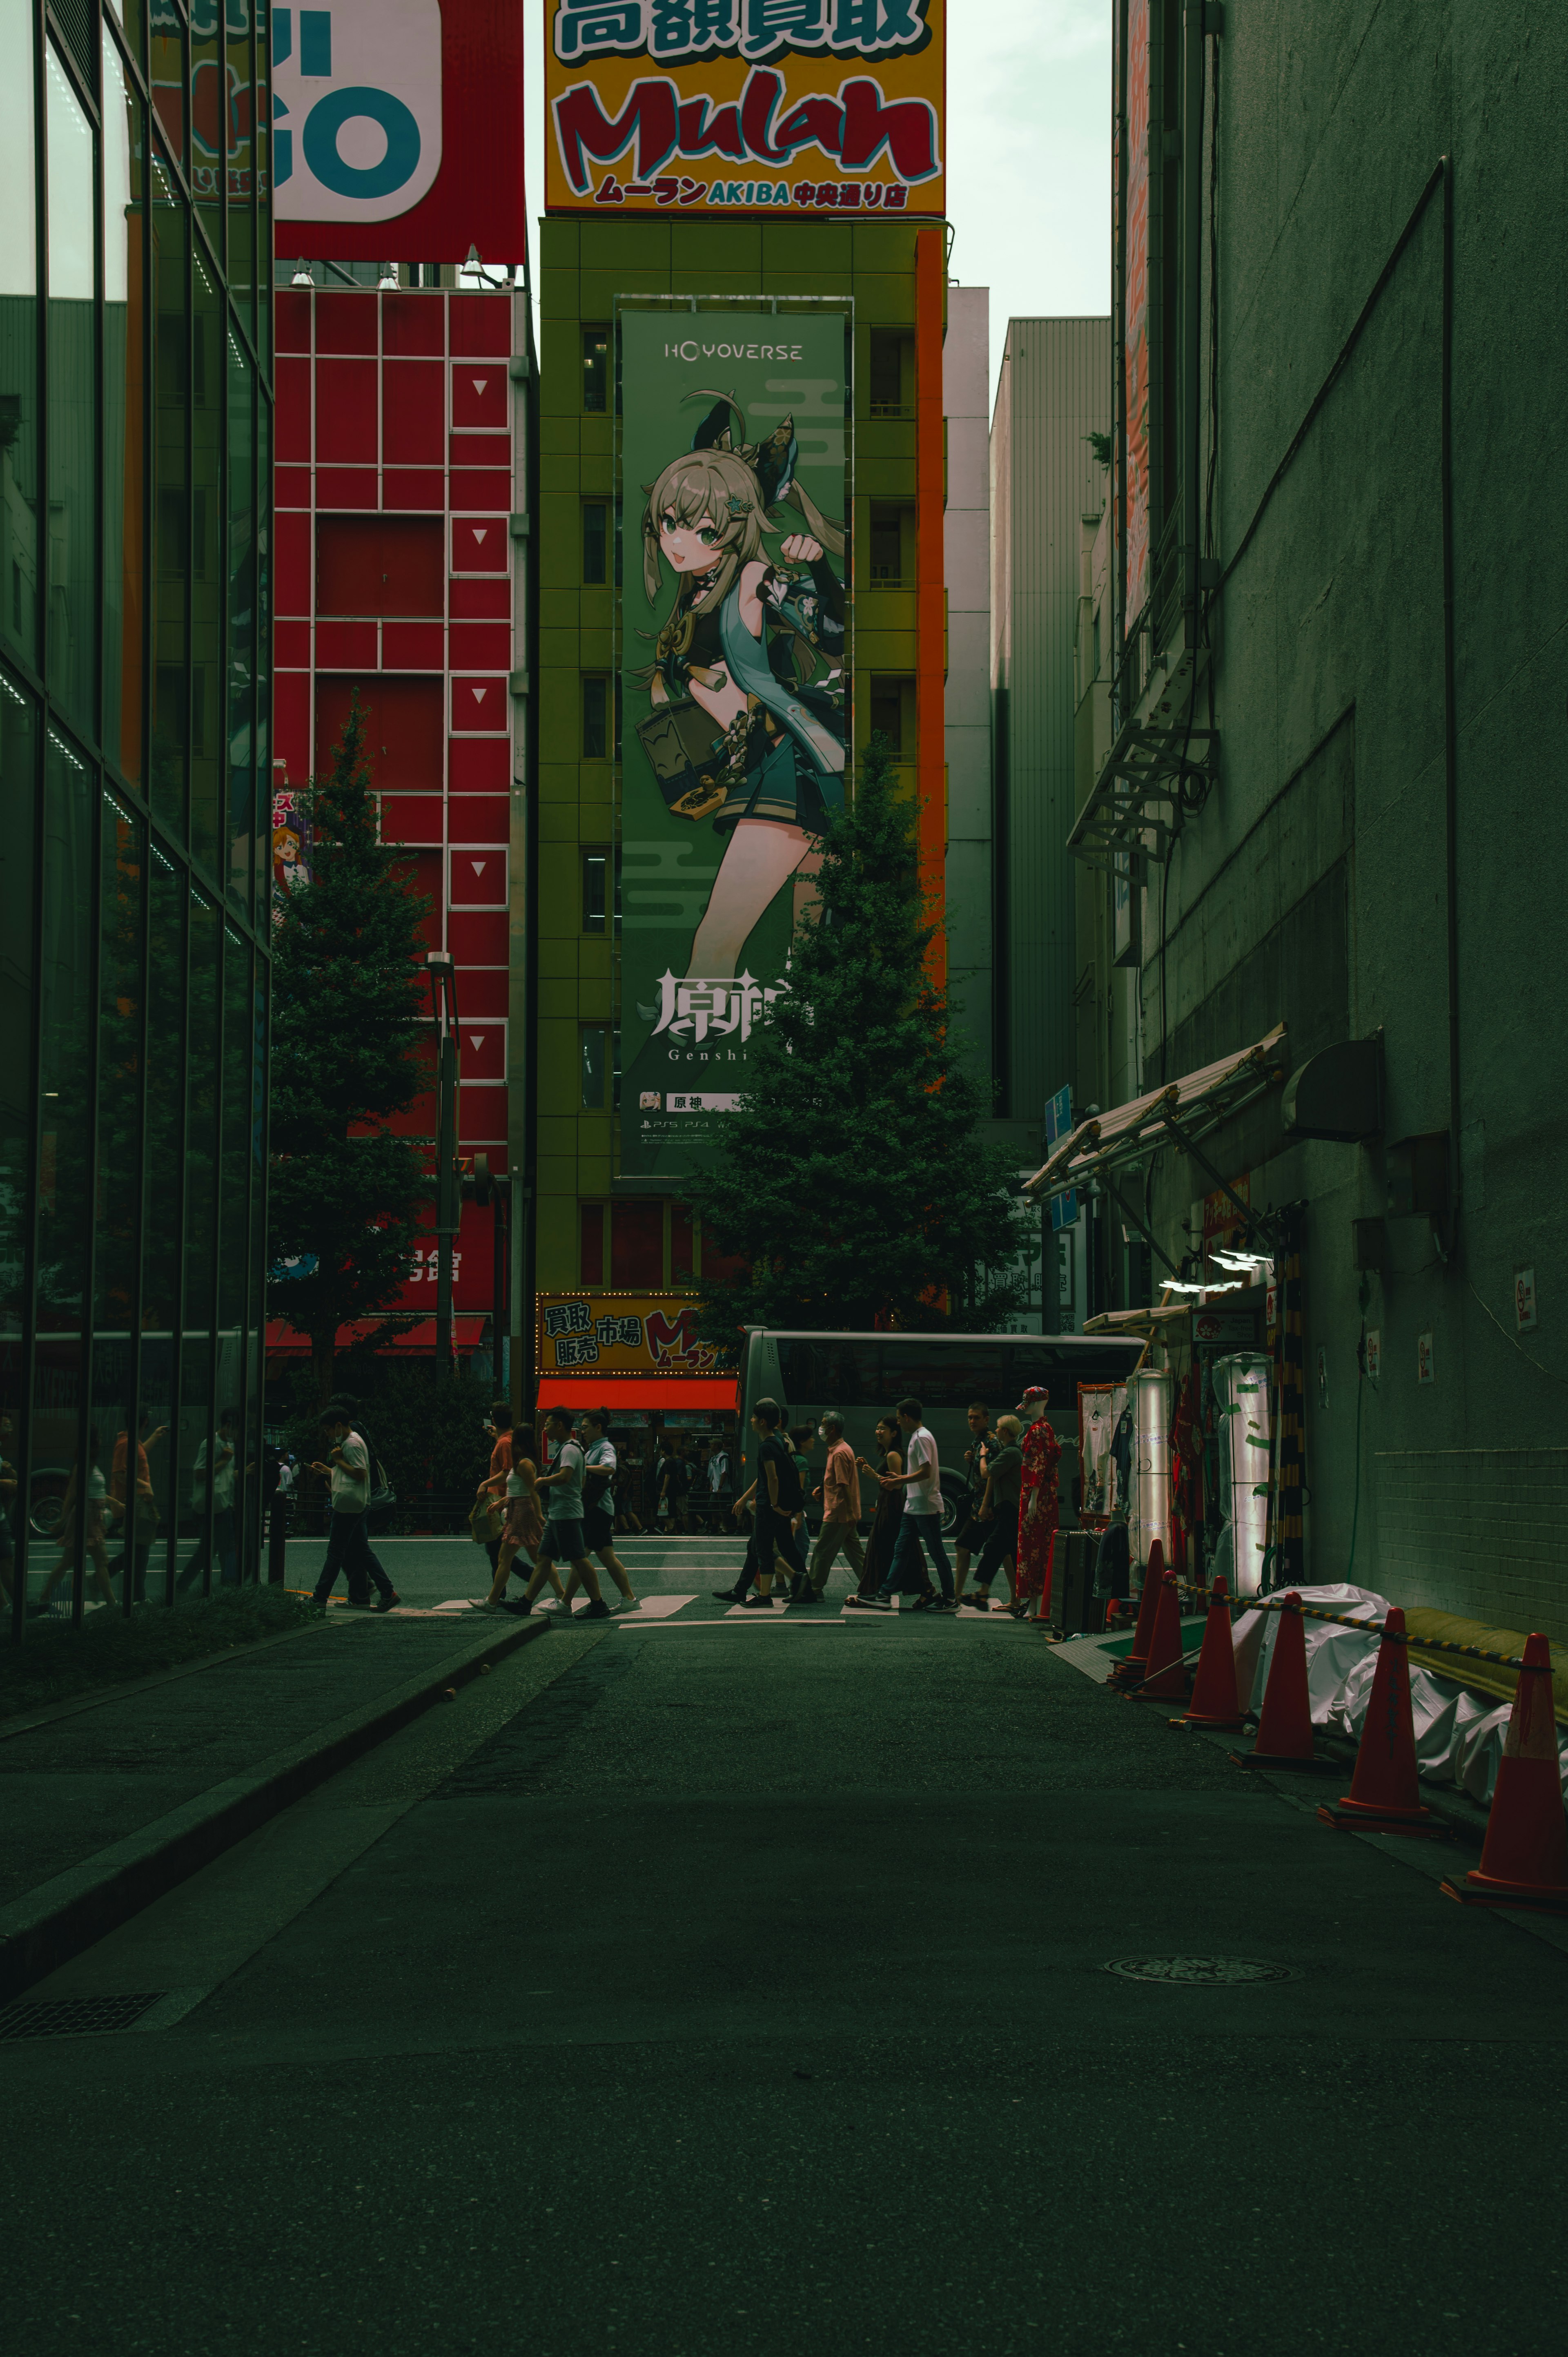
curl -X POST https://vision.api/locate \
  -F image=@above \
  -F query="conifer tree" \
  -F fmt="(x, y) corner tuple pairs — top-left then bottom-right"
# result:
(267, 698), (432, 1403)
(686, 737), (1029, 1354)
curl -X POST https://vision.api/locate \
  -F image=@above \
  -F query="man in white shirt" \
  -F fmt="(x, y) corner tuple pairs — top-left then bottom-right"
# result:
(570, 1408), (638, 1611)
(871, 1394), (956, 1612)
(309, 1412), (399, 1611)
(513, 1407), (610, 1620)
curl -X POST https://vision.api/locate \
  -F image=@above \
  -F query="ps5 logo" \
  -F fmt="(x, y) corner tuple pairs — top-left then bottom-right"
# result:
(273, 0), (442, 223)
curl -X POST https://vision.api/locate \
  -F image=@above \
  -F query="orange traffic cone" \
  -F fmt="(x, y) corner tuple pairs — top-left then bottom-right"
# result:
(1138, 1574), (1188, 1700)
(1442, 1635), (1568, 1913)
(1317, 1606), (1438, 1835)
(1231, 1594), (1335, 1771)
(1174, 1578), (1243, 1729)
(1109, 1538), (1165, 1686)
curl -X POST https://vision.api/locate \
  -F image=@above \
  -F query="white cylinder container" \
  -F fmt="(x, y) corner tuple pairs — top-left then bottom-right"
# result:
(1129, 1368), (1173, 1576)
(1214, 1351), (1273, 1597)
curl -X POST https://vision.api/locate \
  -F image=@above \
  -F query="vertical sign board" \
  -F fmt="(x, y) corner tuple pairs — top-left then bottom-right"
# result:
(272, 0), (526, 259)
(544, 0), (945, 217)
(618, 316), (850, 1179)
(1120, 0), (1151, 632)
(1044, 1082), (1076, 1232)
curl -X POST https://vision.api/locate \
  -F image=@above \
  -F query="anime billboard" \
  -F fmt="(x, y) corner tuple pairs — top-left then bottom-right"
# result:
(619, 310), (849, 1180)
(545, 0), (944, 216)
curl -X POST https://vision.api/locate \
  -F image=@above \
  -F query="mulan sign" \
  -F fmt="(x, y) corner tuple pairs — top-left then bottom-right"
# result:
(618, 310), (849, 1180)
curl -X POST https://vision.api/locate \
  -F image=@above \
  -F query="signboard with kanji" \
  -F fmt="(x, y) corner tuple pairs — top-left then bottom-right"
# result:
(536, 1291), (721, 1375)
(544, 0), (945, 217)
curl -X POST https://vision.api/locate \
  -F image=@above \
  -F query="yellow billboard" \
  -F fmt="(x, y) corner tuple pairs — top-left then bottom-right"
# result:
(543, 0), (945, 217)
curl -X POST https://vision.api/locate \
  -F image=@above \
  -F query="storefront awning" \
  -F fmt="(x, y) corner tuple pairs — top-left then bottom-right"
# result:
(265, 1318), (489, 1356)
(1021, 1026), (1290, 1269)
(535, 1377), (738, 1412)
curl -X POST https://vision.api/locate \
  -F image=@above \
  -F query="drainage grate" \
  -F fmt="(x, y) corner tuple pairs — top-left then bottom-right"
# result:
(0, 1994), (167, 2041)
(1102, 1956), (1301, 1986)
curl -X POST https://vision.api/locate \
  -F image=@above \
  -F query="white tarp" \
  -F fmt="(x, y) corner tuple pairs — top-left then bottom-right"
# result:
(1232, 1583), (1568, 1805)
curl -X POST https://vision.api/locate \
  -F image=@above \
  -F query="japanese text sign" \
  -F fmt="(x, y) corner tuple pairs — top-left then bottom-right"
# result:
(537, 1293), (719, 1374)
(545, 0), (944, 216)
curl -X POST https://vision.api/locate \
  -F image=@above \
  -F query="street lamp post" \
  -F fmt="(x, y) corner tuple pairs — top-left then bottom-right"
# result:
(425, 949), (461, 1383)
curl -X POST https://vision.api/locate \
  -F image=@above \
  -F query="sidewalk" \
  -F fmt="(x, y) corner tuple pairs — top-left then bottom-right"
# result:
(0, 1603), (548, 2003)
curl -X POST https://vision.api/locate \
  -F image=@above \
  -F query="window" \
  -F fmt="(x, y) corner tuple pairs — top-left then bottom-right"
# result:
(579, 1202), (606, 1287)
(869, 501), (914, 587)
(869, 675), (915, 757)
(581, 846), (608, 933)
(868, 330), (910, 417)
(581, 673), (621, 760)
(582, 324), (608, 413)
(580, 1025), (608, 1110)
(611, 1201), (664, 1289)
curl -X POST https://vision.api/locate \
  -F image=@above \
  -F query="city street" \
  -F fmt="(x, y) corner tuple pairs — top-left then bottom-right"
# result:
(4, 1538), (1565, 2356)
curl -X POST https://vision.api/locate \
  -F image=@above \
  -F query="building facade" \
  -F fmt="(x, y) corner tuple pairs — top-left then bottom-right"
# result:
(941, 282), (992, 1104)
(2, 0), (274, 1630)
(1054, 3), (1568, 1634)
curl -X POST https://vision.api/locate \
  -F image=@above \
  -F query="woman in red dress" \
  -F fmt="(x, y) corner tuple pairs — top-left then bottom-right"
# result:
(1011, 1385), (1062, 1622)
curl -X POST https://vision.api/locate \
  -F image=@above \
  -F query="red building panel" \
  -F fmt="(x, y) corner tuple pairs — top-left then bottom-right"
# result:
(449, 298), (511, 356)
(315, 359), (379, 463)
(450, 675), (508, 733)
(453, 470), (511, 510)
(275, 290), (312, 353)
(391, 849), (445, 951)
(379, 794), (446, 845)
(274, 618), (310, 669)
(449, 434), (510, 471)
(449, 846), (507, 908)
(383, 623), (446, 670)
(450, 517), (507, 573)
(315, 291), (378, 355)
(316, 468), (378, 509)
(458, 1024), (507, 1081)
(451, 367), (509, 430)
(448, 910), (508, 966)
(450, 577), (510, 618)
(448, 795), (510, 841)
(316, 673), (444, 792)
(382, 293), (445, 357)
(383, 361), (445, 466)
(459, 1090), (508, 1145)
(274, 509), (312, 618)
(381, 471), (446, 510)
(318, 514), (444, 616)
(448, 737), (510, 792)
(274, 670), (311, 782)
(274, 357), (311, 464)
(449, 622), (511, 671)
(456, 968), (510, 1017)
(275, 467), (312, 508)
(316, 620), (378, 670)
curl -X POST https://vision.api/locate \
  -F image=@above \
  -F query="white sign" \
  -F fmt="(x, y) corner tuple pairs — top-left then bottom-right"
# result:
(1416, 1329), (1434, 1385)
(1365, 1329), (1381, 1383)
(273, 0), (443, 225)
(1515, 1267), (1538, 1332)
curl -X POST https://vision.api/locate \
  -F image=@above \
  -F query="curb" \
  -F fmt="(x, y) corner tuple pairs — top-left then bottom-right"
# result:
(0, 1613), (550, 2007)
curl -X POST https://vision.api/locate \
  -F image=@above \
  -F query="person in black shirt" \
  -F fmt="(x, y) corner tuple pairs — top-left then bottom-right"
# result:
(949, 1399), (993, 1601)
(742, 1397), (809, 1609)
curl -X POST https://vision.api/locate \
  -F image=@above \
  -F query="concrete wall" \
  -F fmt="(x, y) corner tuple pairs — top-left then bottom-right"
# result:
(1135, 4), (1568, 1635)
(990, 318), (1111, 1155)
(942, 284), (993, 1097)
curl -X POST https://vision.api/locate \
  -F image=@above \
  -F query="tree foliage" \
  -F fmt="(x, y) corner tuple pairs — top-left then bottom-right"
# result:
(685, 737), (1029, 1358)
(267, 698), (432, 1403)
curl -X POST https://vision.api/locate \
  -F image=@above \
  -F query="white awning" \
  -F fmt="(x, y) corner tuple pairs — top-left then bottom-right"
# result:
(1022, 1026), (1289, 1206)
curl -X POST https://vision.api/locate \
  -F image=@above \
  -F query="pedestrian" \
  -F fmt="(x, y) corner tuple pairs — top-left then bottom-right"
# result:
(473, 1414), (560, 1614)
(866, 1395), (955, 1612)
(33, 1429), (119, 1613)
(1011, 1385), (1062, 1622)
(803, 1409), (863, 1602)
(948, 1400), (993, 1603)
(788, 1423), (816, 1567)
(513, 1407), (610, 1619)
(844, 1415), (904, 1607)
(109, 1406), (166, 1602)
(177, 1405), (242, 1592)
(710, 1467), (762, 1604)
(737, 1397), (808, 1608)
(566, 1407), (638, 1612)
(309, 1409), (400, 1612)
(962, 1413), (1023, 1611)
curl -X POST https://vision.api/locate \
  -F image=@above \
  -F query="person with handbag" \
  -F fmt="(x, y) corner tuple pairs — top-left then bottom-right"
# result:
(309, 1410), (400, 1612)
(473, 1411), (555, 1614)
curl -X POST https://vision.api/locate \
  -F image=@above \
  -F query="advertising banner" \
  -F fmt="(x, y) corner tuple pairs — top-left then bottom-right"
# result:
(618, 310), (849, 1179)
(273, 0), (526, 261)
(537, 1291), (720, 1376)
(545, 0), (944, 216)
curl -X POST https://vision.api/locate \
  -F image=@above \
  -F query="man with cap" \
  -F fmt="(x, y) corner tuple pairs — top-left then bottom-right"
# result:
(1011, 1385), (1061, 1622)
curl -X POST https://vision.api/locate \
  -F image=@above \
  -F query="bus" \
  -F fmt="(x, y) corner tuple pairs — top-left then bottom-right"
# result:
(735, 1327), (1148, 1530)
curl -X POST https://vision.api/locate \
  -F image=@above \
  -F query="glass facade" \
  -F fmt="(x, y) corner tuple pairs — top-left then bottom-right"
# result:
(1, 0), (272, 1636)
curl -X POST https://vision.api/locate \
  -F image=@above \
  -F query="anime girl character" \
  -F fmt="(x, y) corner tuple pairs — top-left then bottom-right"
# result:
(635, 392), (847, 981)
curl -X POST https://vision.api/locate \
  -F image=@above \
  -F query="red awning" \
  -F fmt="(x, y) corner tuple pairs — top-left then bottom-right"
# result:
(535, 1376), (738, 1411)
(265, 1318), (489, 1356)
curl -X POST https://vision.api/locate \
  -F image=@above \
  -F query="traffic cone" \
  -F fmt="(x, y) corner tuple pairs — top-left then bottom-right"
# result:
(1174, 1578), (1243, 1729)
(1442, 1635), (1568, 1913)
(1231, 1594), (1336, 1771)
(1109, 1538), (1165, 1686)
(1316, 1606), (1438, 1835)
(1138, 1574), (1187, 1699)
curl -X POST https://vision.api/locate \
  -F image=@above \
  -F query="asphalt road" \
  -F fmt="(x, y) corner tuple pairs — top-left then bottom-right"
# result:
(4, 1536), (1566, 2356)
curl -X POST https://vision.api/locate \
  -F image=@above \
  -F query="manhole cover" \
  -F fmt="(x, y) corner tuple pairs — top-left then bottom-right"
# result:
(0, 1994), (167, 2041)
(1102, 1956), (1301, 1985)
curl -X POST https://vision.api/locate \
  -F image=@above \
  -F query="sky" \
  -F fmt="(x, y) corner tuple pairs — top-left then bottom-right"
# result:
(521, 1), (1112, 416)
